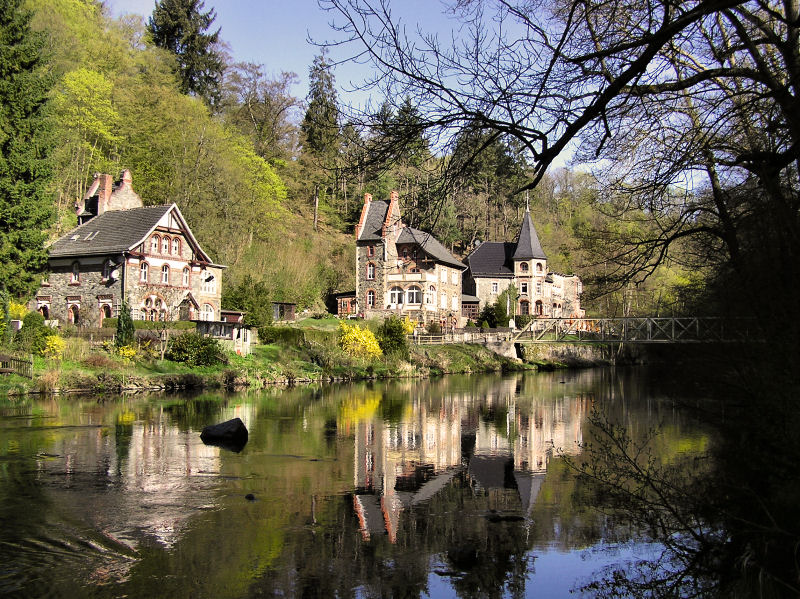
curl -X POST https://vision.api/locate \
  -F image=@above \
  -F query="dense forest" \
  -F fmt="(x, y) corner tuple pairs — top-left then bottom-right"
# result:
(0, 0), (698, 318)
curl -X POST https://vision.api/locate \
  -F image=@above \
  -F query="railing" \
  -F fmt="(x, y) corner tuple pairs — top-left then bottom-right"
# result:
(0, 352), (34, 378)
(512, 317), (757, 344)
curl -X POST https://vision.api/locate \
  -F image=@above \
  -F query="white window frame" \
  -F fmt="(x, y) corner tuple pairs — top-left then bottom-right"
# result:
(140, 262), (148, 282)
(389, 286), (404, 305)
(161, 264), (170, 284)
(406, 286), (422, 304)
(491, 281), (499, 294)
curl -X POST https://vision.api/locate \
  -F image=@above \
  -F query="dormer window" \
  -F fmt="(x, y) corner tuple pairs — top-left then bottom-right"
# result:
(102, 260), (112, 280)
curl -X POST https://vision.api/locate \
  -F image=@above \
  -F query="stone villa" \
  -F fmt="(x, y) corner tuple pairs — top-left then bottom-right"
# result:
(462, 209), (584, 319)
(352, 191), (466, 326)
(32, 171), (224, 327)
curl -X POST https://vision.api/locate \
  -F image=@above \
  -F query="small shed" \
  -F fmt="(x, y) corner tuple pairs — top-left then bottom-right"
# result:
(461, 294), (480, 321)
(194, 319), (254, 355)
(272, 301), (296, 322)
(334, 291), (357, 317)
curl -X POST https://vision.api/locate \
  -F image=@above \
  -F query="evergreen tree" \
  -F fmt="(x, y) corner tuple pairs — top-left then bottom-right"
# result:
(147, 0), (224, 106)
(115, 302), (135, 348)
(0, 0), (53, 299)
(301, 51), (340, 160)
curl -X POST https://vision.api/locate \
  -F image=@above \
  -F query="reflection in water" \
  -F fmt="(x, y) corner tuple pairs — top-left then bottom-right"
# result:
(0, 368), (707, 598)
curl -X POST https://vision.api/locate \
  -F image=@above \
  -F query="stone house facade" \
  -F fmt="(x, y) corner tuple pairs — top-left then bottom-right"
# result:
(354, 191), (465, 326)
(32, 171), (224, 328)
(463, 210), (584, 319)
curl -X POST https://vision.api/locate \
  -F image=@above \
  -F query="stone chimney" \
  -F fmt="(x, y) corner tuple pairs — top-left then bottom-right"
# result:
(390, 190), (399, 203)
(355, 193), (373, 240)
(364, 192), (372, 204)
(96, 174), (114, 215)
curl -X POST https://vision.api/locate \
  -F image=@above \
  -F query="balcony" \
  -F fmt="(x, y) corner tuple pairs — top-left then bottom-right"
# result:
(386, 271), (438, 283)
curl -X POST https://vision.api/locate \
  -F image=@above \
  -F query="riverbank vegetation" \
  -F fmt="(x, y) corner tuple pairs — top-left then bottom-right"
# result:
(0, 317), (532, 397)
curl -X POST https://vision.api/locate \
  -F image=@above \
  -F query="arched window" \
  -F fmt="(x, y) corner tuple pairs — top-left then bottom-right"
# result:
(535, 300), (543, 315)
(201, 303), (215, 321)
(172, 237), (180, 255)
(520, 262), (529, 273)
(367, 289), (375, 307)
(389, 286), (404, 305)
(162, 236), (170, 253)
(140, 262), (149, 282)
(39, 305), (49, 319)
(70, 262), (80, 284)
(161, 264), (170, 284)
(427, 285), (436, 305)
(406, 286), (422, 304)
(520, 300), (530, 315)
(151, 235), (160, 253)
(366, 262), (375, 280)
(536, 262), (543, 273)
(100, 304), (111, 326)
(182, 267), (189, 286)
(68, 304), (79, 325)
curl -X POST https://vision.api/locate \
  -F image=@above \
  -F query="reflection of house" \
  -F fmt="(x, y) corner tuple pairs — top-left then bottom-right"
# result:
(353, 191), (466, 325)
(462, 209), (584, 318)
(32, 171), (224, 327)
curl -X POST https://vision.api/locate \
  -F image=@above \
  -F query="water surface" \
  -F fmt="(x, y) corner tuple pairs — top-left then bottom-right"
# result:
(0, 368), (707, 598)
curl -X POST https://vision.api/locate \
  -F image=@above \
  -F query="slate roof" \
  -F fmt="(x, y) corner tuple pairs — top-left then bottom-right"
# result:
(357, 200), (390, 241)
(512, 210), (547, 260)
(465, 241), (516, 276)
(397, 227), (465, 269)
(49, 205), (173, 258)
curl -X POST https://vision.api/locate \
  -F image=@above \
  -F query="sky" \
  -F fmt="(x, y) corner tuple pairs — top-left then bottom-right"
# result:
(106, 0), (453, 106)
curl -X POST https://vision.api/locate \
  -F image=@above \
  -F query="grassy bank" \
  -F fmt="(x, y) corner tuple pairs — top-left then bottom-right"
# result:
(1, 319), (534, 396)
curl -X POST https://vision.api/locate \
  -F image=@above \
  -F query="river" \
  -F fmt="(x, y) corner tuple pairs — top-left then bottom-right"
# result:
(0, 367), (709, 598)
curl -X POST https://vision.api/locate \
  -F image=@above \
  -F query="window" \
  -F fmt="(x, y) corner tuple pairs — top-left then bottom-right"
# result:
(172, 238), (180, 255)
(521, 282), (528, 295)
(389, 286), (404, 305)
(367, 262), (375, 280)
(162, 236), (170, 253)
(70, 262), (80, 284)
(68, 304), (79, 325)
(161, 264), (170, 284)
(427, 285), (436, 305)
(451, 295), (458, 311)
(520, 262), (529, 273)
(151, 235), (159, 253)
(201, 304), (215, 321)
(451, 270), (458, 285)
(201, 270), (216, 294)
(535, 300), (543, 315)
(491, 281), (499, 294)
(441, 268), (447, 282)
(402, 248), (408, 260)
(520, 300), (530, 315)
(367, 289), (375, 307)
(140, 262), (149, 282)
(102, 260), (112, 280)
(367, 245), (374, 257)
(440, 293), (447, 309)
(536, 282), (542, 295)
(182, 267), (189, 286)
(406, 286), (421, 304)
(536, 262), (543, 273)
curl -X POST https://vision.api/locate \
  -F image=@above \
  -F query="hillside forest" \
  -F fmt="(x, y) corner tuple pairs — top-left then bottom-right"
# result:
(0, 0), (701, 320)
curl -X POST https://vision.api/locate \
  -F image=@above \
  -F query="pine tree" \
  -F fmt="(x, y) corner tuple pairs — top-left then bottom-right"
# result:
(301, 51), (340, 161)
(147, 0), (224, 107)
(0, 0), (53, 299)
(115, 302), (135, 348)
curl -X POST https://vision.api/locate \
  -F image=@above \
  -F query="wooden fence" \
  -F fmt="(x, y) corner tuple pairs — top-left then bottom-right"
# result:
(0, 352), (34, 378)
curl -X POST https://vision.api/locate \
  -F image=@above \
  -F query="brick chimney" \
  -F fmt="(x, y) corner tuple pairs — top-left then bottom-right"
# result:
(95, 174), (114, 215)
(364, 192), (372, 204)
(355, 193), (373, 240)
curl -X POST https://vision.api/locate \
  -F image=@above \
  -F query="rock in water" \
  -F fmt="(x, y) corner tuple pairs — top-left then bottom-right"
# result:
(200, 417), (248, 452)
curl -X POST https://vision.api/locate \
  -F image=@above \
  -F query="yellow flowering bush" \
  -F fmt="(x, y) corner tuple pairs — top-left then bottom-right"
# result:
(8, 301), (28, 320)
(41, 335), (65, 360)
(116, 345), (137, 361)
(338, 321), (383, 359)
(401, 316), (416, 335)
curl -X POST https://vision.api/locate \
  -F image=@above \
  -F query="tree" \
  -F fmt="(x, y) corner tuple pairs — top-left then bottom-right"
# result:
(222, 64), (302, 165)
(0, 0), (53, 299)
(115, 302), (135, 348)
(301, 51), (340, 160)
(147, 0), (224, 106)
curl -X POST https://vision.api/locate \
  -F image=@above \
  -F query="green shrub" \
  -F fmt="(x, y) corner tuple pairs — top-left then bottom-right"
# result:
(115, 303), (135, 347)
(259, 326), (305, 345)
(166, 332), (226, 366)
(515, 314), (534, 329)
(426, 321), (442, 335)
(103, 317), (196, 330)
(376, 316), (410, 358)
(14, 311), (52, 354)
